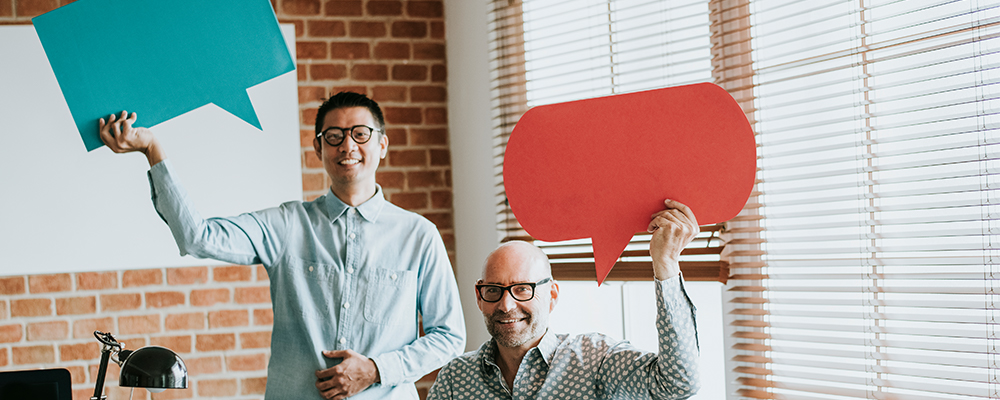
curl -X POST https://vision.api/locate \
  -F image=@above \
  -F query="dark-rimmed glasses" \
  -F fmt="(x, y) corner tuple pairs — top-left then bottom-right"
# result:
(476, 278), (552, 302)
(317, 125), (381, 147)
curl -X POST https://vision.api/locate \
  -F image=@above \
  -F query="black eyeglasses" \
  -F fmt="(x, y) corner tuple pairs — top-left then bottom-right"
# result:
(476, 278), (552, 303)
(317, 125), (381, 147)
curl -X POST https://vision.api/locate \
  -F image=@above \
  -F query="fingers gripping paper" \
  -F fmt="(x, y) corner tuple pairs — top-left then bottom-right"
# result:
(503, 83), (756, 285)
(32, 0), (295, 151)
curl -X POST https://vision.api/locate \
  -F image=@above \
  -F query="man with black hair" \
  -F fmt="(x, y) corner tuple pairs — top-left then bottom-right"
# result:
(100, 92), (465, 400)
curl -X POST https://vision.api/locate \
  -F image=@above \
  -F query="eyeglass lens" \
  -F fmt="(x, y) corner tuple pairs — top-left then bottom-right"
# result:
(481, 284), (535, 302)
(321, 125), (374, 146)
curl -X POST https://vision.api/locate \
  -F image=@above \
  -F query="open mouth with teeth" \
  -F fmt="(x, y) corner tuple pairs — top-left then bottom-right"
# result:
(338, 158), (361, 165)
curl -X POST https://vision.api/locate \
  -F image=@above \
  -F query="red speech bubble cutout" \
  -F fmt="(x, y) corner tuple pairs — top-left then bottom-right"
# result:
(503, 83), (756, 285)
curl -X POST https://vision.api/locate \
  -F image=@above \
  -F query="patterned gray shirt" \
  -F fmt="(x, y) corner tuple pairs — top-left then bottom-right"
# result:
(428, 276), (700, 400)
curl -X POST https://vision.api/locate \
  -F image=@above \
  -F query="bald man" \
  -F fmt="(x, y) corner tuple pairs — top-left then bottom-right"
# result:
(428, 199), (701, 399)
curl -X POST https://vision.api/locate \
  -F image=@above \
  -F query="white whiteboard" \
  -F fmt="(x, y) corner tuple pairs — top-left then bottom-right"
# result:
(0, 25), (302, 275)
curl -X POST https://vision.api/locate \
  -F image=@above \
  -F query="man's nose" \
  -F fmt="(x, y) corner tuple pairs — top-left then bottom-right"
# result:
(496, 290), (518, 312)
(338, 136), (359, 152)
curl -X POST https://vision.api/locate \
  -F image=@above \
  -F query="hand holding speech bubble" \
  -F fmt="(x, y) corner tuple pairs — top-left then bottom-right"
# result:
(32, 0), (294, 151)
(503, 83), (756, 285)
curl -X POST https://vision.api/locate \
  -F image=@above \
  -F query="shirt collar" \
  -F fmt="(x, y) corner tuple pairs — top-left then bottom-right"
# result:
(535, 329), (559, 366)
(323, 184), (386, 222)
(478, 329), (559, 371)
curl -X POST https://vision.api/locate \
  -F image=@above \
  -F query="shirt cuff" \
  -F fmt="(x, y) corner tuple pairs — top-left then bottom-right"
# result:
(370, 352), (402, 387)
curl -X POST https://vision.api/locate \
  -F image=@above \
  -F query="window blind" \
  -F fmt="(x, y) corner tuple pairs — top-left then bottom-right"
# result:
(725, 0), (1000, 399)
(487, 0), (725, 282)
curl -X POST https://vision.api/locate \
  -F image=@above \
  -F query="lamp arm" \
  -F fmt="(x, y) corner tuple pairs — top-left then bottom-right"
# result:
(91, 331), (124, 400)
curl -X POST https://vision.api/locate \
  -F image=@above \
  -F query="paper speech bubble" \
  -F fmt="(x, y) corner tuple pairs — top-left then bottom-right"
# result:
(32, 0), (294, 151)
(503, 83), (756, 284)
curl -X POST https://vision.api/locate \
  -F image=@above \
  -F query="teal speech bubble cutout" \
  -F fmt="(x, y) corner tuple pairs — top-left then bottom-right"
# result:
(32, 0), (294, 151)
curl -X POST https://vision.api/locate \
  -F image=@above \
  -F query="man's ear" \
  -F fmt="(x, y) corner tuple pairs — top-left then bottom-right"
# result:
(548, 280), (559, 311)
(475, 280), (485, 311)
(379, 131), (388, 159)
(313, 136), (322, 159)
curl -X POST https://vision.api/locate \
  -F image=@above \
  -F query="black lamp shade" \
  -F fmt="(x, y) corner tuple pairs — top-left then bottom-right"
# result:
(118, 346), (188, 389)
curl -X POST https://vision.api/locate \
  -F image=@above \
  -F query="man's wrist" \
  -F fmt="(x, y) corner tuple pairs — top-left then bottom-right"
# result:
(652, 260), (680, 280)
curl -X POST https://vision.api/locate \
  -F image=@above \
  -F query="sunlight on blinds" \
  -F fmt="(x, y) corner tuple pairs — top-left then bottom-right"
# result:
(729, 0), (1000, 398)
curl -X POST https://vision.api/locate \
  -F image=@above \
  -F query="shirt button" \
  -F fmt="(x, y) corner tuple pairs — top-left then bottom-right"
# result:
(339, 337), (346, 344)
(308, 266), (314, 272)
(347, 268), (354, 274)
(343, 302), (350, 309)
(349, 233), (356, 239)
(390, 273), (397, 280)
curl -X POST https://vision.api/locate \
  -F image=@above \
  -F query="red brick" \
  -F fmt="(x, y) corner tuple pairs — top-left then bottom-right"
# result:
(431, 64), (446, 82)
(0, 348), (7, 366)
(100, 293), (141, 311)
(199, 378), (237, 397)
(0, 276), (25, 295)
(411, 128), (448, 145)
(146, 291), (185, 308)
(241, 376), (268, 395)
(411, 86), (446, 102)
(235, 286), (271, 304)
(308, 20), (346, 37)
(214, 265), (252, 282)
(0, 324), (22, 343)
(253, 308), (274, 326)
(299, 85), (327, 104)
(165, 312), (205, 331)
(305, 150), (323, 169)
(392, 65), (427, 81)
(325, 0), (361, 16)
(409, 170), (444, 188)
(281, 0), (320, 15)
(392, 21), (427, 38)
(166, 267), (207, 285)
(442, 233), (456, 252)
(73, 317), (113, 339)
(414, 43), (445, 60)
(0, 300), (7, 319)
(15, 0), (57, 17)
(444, 170), (452, 187)
(374, 42), (410, 59)
(425, 107), (447, 124)
(55, 296), (96, 315)
(407, 1), (443, 18)
(391, 192), (428, 210)
(384, 107), (422, 124)
(11, 298), (51, 317)
(27, 320), (67, 341)
(226, 353), (268, 371)
(385, 128), (407, 145)
(297, 40), (328, 59)
(0, 0), (11, 17)
(119, 315), (160, 335)
(196, 333), (236, 351)
(190, 288), (230, 307)
(388, 149), (427, 167)
(186, 355), (223, 375)
(66, 365), (86, 384)
(377, 171), (405, 189)
(298, 64), (307, 80)
(209, 310), (249, 328)
(303, 172), (327, 192)
(27, 274), (71, 293)
(151, 335), (192, 354)
(77, 271), (117, 290)
(373, 86), (407, 102)
(431, 190), (452, 209)
(422, 212), (453, 229)
(123, 269), (162, 287)
(59, 342), (97, 361)
(240, 331), (272, 349)
(302, 128), (317, 147)
(431, 21), (444, 39)
(257, 265), (269, 281)
(430, 148), (451, 166)
(349, 21), (386, 38)
(12, 344), (54, 364)
(302, 107), (319, 126)
(351, 64), (389, 81)
(367, 0), (401, 15)
(330, 85), (368, 95)
(330, 42), (370, 59)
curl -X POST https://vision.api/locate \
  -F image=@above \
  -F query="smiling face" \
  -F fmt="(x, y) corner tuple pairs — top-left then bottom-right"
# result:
(313, 106), (388, 203)
(478, 242), (558, 350)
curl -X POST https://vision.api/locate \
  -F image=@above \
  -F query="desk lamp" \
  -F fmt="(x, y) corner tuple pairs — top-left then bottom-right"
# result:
(91, 331), (187, 400)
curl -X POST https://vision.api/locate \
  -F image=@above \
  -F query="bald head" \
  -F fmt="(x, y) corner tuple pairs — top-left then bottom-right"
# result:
(481, 241), (551, 281)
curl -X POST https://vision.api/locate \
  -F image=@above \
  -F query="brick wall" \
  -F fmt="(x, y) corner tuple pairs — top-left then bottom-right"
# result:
(0, 1), (452, 399)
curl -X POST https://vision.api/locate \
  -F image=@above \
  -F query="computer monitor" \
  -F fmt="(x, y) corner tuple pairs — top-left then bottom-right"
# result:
(0, 368), (72, 400)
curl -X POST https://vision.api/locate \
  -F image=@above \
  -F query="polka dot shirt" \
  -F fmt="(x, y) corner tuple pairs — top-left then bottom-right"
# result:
(428, 276), (700, 399)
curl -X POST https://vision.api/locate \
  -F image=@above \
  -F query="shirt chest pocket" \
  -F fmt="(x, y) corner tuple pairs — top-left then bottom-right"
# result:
(363, 268), (418, 326)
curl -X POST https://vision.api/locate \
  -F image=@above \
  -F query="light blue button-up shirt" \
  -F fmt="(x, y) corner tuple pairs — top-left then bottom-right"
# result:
(148, 160), (466, 399)
(428, 277), (698, 399)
